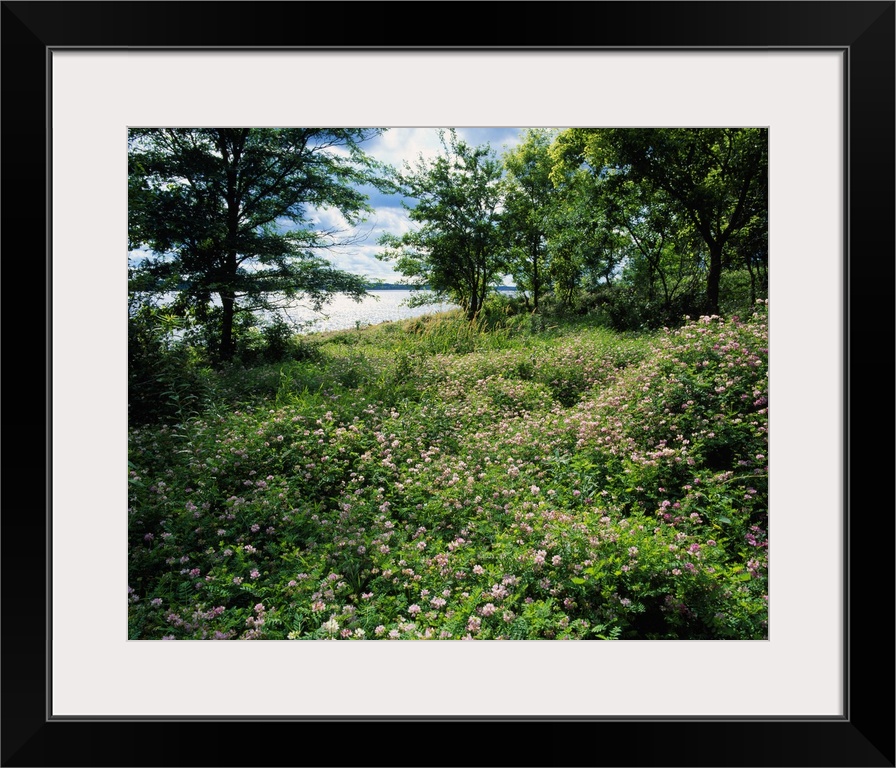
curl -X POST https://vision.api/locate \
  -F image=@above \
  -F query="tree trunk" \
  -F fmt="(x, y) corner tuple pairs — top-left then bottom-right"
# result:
(706, 242), (723, 315)
(467, 282), (479, 321)
(220, 130), (243, 363)
(220, 292), (236, 361)
(532, 244), (540, 312)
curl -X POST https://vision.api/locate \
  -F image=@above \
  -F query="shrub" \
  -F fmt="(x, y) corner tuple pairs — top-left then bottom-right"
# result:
(128, 302), (768, 639)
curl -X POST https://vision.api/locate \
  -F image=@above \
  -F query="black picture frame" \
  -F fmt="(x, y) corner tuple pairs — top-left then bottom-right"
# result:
(3, 2), (893, 766)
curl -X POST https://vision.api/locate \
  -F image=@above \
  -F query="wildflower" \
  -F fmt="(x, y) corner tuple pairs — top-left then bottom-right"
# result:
(478, 603), (497, 617)
(408, 604), (422, 616)
(250, 569), (260, 579)
(490, 584), (508, 600)
(322, 616), (339, 634)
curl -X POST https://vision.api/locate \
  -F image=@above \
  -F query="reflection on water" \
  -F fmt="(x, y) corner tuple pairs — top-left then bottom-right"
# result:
(279, 291), (460, 334)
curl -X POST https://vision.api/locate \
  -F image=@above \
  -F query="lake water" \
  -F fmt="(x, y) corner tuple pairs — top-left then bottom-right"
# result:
(279, 290), (461, 334)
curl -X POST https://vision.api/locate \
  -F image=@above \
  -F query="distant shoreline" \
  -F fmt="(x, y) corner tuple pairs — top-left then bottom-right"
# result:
(365, 284), (517, 291)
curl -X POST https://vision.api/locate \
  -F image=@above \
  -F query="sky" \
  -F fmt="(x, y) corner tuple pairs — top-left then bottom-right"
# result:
(301, 127), (528, 284)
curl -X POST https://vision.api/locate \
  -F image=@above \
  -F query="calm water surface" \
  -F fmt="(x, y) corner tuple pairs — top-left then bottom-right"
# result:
(281, 290), (460, 334)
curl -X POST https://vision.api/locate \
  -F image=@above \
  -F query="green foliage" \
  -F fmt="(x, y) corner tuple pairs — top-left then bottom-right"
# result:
(378, 129), (505, 321)
(128, 305), (212, 425)
(230, 317), (320, 367)
(128, 128), (387, 361)
(129, 306), (767, 640)
(500, 129), (558, 311)
(550, 127), (768, 318)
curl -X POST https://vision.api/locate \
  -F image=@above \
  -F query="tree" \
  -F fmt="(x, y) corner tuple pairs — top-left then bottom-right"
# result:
(599, 173), (705, 324)
(500, 129), (557, 312)
(128, 128), (387, 361)
(544, 161), (627, 309)
(377, 129), (505, 321)
(553, 128), (768, 315)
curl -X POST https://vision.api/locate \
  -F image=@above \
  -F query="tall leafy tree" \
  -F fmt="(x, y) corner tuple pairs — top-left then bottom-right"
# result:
(553, 128), (768, 314)
(377, 129), (505, 321)
(545, 162), (627, 308)
(500, 129), (557, 312)
(128, 128), (387, 360)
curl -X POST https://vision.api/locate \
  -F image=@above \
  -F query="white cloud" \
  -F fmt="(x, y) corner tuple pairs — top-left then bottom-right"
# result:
(313, 128), (527, 280)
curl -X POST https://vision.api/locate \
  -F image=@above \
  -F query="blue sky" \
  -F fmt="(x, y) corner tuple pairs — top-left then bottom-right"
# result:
(305, 127), (529, 283)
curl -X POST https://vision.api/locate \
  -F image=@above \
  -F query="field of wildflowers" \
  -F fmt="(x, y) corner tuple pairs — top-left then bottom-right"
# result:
(128, 302), (768, 640)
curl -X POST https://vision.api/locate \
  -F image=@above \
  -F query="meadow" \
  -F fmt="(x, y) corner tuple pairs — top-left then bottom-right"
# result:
(128, 301), (769, 640)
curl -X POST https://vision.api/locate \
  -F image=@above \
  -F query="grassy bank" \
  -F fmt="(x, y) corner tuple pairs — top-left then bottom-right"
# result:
(128, 303), (769, 640)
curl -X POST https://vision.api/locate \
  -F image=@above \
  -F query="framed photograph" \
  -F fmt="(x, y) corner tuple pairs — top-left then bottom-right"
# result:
(4, 1), (892, 765)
